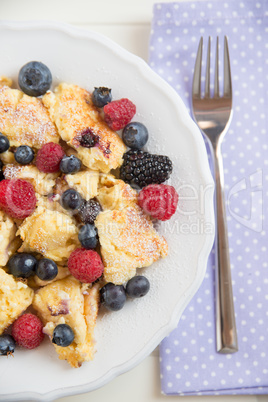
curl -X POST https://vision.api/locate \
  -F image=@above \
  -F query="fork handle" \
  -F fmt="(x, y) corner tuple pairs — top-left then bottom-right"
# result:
(212, 143), (238, 354)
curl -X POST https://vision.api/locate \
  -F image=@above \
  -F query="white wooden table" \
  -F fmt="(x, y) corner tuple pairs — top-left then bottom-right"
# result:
(1, 1), (267, 401)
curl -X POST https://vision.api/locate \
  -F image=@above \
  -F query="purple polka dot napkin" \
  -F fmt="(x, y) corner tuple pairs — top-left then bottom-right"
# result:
(149, 0), (268, 396)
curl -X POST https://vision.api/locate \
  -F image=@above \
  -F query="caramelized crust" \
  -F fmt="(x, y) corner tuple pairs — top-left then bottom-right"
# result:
(42, 83), (126, 173)
(33, 276), (100, 367)
(0, 84), (59, 148)
(0, 268), (34, 334)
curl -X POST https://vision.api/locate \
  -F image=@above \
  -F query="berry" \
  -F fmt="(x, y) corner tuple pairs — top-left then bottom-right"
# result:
(60, 189), (83, 211)
(8, 253), (37, 278)
(0, 179), (37, 219)
(68, 248), (104, 283)
(77, 199), (101, 224)
(0, 334), (16, 356)
(120, 150), (172, 188)
(52, 324), (74, 347)
(14, 145), (34, 165)
(79, 128), (100, 148)
(138, 184), (178, 221)
(36, 142), (65, 173)
(36, 258), (58, 281)
(92, 87), (112, 108)
(78, 224), (98, 249)
(11, 313), (44, 349)
(103, 98), (136, 131)
(18, 61), (52, 97)
(60, 155), (81, 174)
(0, 134), (10, 153)
(122, 122), (148, 149)
(100, 283), (126, 311)
(126, 276), (150, 298)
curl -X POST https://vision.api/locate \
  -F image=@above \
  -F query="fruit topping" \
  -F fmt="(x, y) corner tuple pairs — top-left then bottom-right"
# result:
(120, 150), (173, 188)
(77, 199), (102, 224)
(0, 334), (16, 356)
(126, 275), (150, 298)
(0, 133), (10, 154)
(36, 142), (65, 173)
(0, 179), (37, 219)
(68, 248), (104, 283)
(14, 145), (35, 165)
(78, 224), (98, 249)
(138, 184), (178, 221)
(60, 189), (83, 211)
(60, 155), (81, 174)
(100, 283), (126, 311)
(52, 324), (74, 347)
(79, 129), (100, 148)
(18, 61), (52, 97)
(103, 98), (136, 131)
(122, 122), (148, 149)
(7, 253), (37, 278)
(36, 258), (58, 281)
(92, 87), (112, 108)
(11, 313), (44, 349)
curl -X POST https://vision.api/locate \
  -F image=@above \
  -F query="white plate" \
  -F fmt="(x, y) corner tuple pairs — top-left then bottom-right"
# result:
(0, 21), (215, 401)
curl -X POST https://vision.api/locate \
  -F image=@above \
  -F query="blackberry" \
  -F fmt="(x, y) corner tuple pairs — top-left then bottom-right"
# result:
(77, 199), (102, 224)
(120, 150), (172, 188)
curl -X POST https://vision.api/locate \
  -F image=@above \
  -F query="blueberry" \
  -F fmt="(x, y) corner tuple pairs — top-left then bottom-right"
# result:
(60, 155), (81, 174)
(18, 61), (52, 97)
(36, 258), (58, 281)
(8, 253), (37, 278)
(122, 122), (149, 149)
(0, 334), (16, 356)
(78, 224), (98, 249)
(52, 324), (74, 347)
(126, 276), (150, 298)
(100, 283), (126, 311)
(0, 133), (10, 153)
(92, 87), (112, 108)
(14, 145), (34, 165)
(60, 189), (83, 211)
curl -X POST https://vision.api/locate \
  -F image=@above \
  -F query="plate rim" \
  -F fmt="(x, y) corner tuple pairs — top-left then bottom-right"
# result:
(0, 19), (215, 401)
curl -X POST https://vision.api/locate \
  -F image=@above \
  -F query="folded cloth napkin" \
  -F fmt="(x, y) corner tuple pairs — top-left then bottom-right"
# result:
(149, 0), (268, 396)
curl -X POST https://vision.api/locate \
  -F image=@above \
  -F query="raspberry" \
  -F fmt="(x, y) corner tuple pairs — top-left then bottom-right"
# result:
(138, 184), (178, 221)
(0, 179), (37, 219)
(11, 313), (44, 350)
(36, 142), (65, 173)
(103, 98), (136, 131)
(68, 248), (104, 283)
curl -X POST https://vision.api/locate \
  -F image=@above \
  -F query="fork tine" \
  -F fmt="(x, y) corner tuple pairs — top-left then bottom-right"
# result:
(192, 37), (203, 98)
(223, 36), (232, 97)
(214, 37), (219, 97)
(205, 36), (211, 98)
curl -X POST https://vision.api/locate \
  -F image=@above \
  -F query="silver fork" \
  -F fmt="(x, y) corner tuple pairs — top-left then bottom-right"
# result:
(192, 36), (238, 354)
